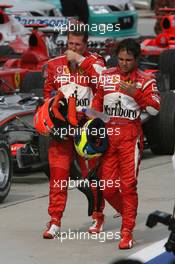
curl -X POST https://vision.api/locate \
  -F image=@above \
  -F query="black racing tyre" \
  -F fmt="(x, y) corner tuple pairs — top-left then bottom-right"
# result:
(159, 49), (175, 91)
(143, 91), (175, 155)
(143, 115), (159, 153)
(0, 140), (12, 202)
(20, 72), (45, 96)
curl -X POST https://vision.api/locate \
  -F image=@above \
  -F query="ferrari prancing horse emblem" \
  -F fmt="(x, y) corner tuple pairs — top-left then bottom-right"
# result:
(14, 72), (20, 88)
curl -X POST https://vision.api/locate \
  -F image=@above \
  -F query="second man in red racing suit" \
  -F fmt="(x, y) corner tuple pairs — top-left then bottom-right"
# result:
(91, 39), (161, 249)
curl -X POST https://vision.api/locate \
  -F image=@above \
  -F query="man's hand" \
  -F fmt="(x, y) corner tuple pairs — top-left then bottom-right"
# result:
(119, 80), (137, 96)
(64, 50), (84, 63)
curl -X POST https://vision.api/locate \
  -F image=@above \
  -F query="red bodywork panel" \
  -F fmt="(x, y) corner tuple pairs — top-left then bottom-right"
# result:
(141, 9), (175, 57)
(11, 143), (26, 156)
(0, 6), (50, 93)
(0, 26), (49, 93)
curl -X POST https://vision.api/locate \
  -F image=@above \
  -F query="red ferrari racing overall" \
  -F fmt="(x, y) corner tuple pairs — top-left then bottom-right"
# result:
(91, 65), (161, 232)
(44, 52), (105, 223)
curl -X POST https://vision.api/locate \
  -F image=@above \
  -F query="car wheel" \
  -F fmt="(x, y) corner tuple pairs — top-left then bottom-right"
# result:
(20, 72), (45, 96)
(159, 49), (175, 91)
(0, 140), (12, 202)
(143, 91), (175, 155)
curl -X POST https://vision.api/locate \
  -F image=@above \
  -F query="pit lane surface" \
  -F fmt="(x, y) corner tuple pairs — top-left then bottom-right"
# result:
(0, 150), (175, 264)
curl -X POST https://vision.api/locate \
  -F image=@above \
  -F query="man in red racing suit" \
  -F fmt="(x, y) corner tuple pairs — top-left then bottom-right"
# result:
(43, 25), (106, 238)
(90, 39), (161, 249)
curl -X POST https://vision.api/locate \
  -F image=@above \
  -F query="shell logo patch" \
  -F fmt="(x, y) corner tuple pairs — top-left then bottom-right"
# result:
(111, 74), (120, 84)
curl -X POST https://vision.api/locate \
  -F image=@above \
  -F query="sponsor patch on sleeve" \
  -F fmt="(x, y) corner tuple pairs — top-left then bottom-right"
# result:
(152, 95), (160, 103)
(152, 82), (159, 92)
(103, 85), (115, 91)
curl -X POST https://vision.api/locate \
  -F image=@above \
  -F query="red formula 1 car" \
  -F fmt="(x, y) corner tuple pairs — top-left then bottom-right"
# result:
(0, 3), (60, 64)
(0, 23), (50, 96)
(0, 4), (59, 95)
(140, 7), (175, 78)
(141, 8), (175, 55)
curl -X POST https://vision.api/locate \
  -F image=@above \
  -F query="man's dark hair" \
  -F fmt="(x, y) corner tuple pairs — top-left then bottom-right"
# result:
(67, 21), (89, 43)
(116, 38), (141, 59)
